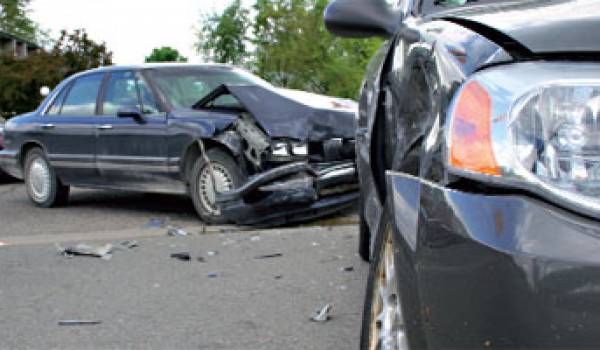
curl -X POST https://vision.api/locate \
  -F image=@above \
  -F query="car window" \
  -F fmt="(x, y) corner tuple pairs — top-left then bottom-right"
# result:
(46, 86), (69, 116)
(61, 74), (104, 116)
(149, 68), (269, 109)
(137, 77), (161, 114)
(103, 71), (161, 115)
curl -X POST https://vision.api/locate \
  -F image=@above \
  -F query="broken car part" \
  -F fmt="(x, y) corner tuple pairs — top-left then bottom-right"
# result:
(310, 304), (332, 323)
(58, 320), (102, 326)
(57, 243), (113, 260)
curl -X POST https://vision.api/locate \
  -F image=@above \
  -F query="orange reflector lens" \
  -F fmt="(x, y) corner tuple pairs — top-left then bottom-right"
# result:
(449, 81), (500, 176)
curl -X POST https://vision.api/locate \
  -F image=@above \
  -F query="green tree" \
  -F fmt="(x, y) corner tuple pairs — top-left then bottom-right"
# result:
(0, 0), (37, 41)
(197, 0), (249, 65)
(0, 29), (113, 117)
(251, 0), (381, 98)
(145, 46), (187, 63)
(52, 29), (113, 77)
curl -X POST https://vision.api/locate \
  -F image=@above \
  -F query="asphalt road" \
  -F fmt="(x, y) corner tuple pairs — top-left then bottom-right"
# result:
(0, 181), (367, 349)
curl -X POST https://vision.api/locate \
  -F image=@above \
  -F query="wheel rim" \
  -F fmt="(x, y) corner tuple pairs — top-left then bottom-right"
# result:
(369, 226), (409, 350)
(28, 157), (51, 202)
(198, 162), (234, 216)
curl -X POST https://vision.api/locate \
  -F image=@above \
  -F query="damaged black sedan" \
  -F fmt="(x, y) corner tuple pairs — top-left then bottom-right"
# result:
(327, 0), (600, 349)
(0, 64), (358, 224)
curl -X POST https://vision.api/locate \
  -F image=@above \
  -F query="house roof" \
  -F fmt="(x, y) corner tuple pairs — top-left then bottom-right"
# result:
(0, 29), (39, 48)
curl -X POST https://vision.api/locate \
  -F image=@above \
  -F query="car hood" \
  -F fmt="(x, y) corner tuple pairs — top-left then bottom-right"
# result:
(438, 0), (600, 54)
(197, 84), (358, 141)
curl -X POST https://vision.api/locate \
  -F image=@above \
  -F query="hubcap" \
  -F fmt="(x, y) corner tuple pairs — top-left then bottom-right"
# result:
(369, 226), (408, 350)
(198, 162), (234, 216)
(28, 157), (51, 202)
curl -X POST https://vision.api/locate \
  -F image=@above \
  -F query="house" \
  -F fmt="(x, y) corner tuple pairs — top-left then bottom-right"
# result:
(0, 30), (39, 59)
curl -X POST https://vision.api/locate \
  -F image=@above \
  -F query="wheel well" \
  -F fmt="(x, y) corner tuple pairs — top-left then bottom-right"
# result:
(180, 139), (237, 184)
(19, 142), (44, 169)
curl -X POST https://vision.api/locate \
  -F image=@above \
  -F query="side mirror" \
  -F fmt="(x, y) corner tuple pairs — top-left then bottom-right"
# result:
(117, 106), (145, 122)
(324, 0), (403, 38)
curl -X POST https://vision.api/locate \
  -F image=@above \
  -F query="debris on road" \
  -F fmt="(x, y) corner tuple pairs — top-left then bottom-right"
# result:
(254, 253), (283, 260)
(145, 217), (166, 229)
(341, 266), (354, 272)
(197, 256), (206, 263)
(120, 240), (138, 249)
(57, 243), (113, 260)
(250, 235), (261, 242)
(310, 304), (332, 323)
(58, 320), (102, 326)
(207, 251), (218, 257)
(208, 272), (218, 278)
(170, 252), (192, 261)
(274, 275), (283, 280)
(167, 226), (188, 237)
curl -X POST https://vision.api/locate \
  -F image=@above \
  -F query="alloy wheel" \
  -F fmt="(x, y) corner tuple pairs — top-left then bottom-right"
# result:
(369, 227), (409, 350)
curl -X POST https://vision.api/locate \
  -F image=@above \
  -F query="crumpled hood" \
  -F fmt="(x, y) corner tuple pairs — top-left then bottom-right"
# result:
(199, 84), (358, 141)
(438, 0), (600, 54)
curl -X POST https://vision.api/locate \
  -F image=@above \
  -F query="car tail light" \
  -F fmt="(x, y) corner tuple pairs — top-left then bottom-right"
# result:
(446, 62), (600, 218)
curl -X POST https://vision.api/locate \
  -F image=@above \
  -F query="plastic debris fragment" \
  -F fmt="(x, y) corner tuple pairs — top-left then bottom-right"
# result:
(207, 251), (218, 257)
(58, 320), (102, 326)
(146, 218), (166, 229)
(254, 253), (283, 260)
(121, 240), (138, 249)
(167, 226), (188, 236)
(57, 243), (113, 260)
(341, 266), (354, 272)
(208, 272), (218, 278)
(170, 252), (191, 261)
(310, 304), (332, 322)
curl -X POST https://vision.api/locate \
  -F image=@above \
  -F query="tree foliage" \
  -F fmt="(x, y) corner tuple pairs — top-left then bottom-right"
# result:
(145, 46), (188, 63)
(197, 0), (249, 66)
(0, 0), (37, 41)
(197, 0), (382, 99)
(0, 29), (113, 117)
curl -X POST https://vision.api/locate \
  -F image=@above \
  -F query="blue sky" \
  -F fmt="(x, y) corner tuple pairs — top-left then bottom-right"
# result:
(30, 0), (250, 64)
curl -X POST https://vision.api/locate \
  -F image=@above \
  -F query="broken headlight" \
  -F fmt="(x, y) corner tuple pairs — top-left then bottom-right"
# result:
(272, 142), (290, 157)
(447, 62), (600, 218)
(270, 141), (308, 161)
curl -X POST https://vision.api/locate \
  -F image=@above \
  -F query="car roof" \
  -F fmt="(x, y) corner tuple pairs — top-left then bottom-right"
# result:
(71, 63), (238, 79)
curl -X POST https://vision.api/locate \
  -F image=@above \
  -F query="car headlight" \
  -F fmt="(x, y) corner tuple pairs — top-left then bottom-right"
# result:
(447, 62), (600, 218)
(272, 142), (290, 157)
(291, 142), (308, 156)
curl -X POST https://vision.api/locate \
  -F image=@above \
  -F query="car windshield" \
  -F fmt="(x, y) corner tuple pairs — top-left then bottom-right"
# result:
(148, 68), (270, 109)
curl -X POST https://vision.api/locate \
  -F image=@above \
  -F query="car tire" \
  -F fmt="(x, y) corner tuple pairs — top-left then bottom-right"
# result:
(190, 148), (246, 224)
(360, 208), (427, 350)
(358, 190), (371, 262)
(24, 148), (69, 207)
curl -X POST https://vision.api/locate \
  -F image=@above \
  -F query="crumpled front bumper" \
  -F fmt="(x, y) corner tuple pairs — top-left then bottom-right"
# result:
(216, 161), (358, 226)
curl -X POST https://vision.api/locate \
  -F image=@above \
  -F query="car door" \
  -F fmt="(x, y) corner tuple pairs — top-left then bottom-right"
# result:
(40, 73), (107, 185)
(95, 70), (173, 191)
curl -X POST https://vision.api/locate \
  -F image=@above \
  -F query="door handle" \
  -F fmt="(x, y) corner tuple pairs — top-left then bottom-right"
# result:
(97, 125), (113, 130)
(41, 124), (55, 130)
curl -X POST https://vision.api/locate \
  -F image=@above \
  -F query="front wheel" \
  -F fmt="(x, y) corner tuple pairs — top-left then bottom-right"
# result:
(24, 148), (69, 207)
(189, 148), (245, 224)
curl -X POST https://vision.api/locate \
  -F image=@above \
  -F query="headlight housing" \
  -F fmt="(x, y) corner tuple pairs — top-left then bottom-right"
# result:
(447, 62), (600, 218)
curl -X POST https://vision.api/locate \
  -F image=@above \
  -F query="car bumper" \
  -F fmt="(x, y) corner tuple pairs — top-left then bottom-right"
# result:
(388, 172), (600, 348)
(216, 161), (358, 226)
(0, 149), (21, 179)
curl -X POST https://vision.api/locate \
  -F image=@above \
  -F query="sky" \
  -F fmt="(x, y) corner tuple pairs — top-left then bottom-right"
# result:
(29, 0), (242, 64)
